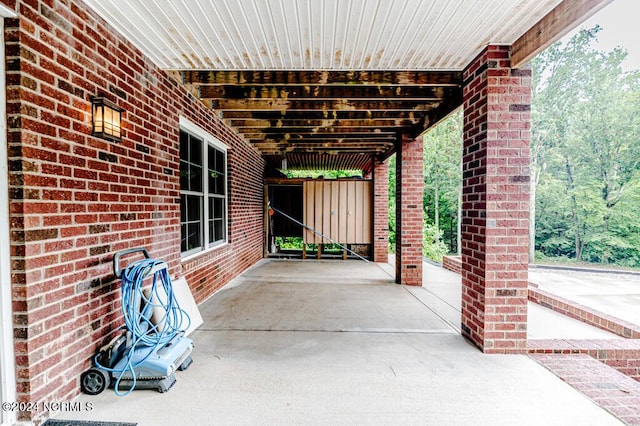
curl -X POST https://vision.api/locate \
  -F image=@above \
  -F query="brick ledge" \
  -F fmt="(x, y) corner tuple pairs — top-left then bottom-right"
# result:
(528, 286), (640, 339)
(531, 353), (640, 424)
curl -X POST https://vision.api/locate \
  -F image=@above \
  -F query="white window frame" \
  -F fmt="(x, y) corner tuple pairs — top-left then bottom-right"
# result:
(179, 117), (228, 259)
(0, 7), (18, 426)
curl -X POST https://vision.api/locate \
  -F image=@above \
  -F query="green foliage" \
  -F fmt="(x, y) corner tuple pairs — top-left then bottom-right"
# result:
(386, 26), (640, 268)
(422, 110), (463, 254)
(275, 236), (304, 249)
(282, 169), (363, 179)
(532, 26), (640, 266)
(387, 109), (462, 259)
(422, 219), (448, 262)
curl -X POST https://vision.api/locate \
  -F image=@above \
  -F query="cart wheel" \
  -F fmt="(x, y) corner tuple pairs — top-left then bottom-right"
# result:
(81, 368), (110, 395)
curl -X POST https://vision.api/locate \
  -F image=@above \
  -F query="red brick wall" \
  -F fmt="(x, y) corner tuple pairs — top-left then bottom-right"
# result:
(461, 45), (531, 353)
(395, 135), (423, 286)
(3, 0), (264, 422)
(528, 340), (640, 383)
(372, 158), (388, 263)
(529, 286), (640, 339)
(442, 255), (462, 274)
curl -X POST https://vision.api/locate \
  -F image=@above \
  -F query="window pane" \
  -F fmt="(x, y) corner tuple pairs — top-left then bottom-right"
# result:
(208, 171), (218, 195)
(215, 173), (225, 196)
(189, 165), (202, 192)
(181, 224), (187, 252)
(214, 219), (224, 242)
(208, 219), (214, 243)
(214, 197), (223, 219)
(180, 194), (187, 222)
(180, 131), (189, 161)
(208, 146), (224, 195)
(187, 223), (201, 251)
(189, 135), (202, 166)
(208, 146), (216, 173)
(215, 150), (224, 173)
(180, 163), (188, 191)
(187, 195), (201, 222)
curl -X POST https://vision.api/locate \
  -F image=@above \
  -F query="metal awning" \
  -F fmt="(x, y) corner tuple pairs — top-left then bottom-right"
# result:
(82, 0), (610, 171)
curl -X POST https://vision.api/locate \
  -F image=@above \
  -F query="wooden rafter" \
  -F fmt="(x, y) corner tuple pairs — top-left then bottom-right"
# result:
(183, 70), (463, 171)
(183, 70), (462, 86)
(198, 85), (452, 100)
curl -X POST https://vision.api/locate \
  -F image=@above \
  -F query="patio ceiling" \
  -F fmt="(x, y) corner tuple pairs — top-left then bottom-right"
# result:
(83, 0), (611, 172)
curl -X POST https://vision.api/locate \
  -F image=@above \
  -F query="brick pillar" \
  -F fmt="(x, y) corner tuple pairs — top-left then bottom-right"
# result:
(395, 135), (423, 286)
(372, 159), (389, 263)
(461, 45), (531, 353)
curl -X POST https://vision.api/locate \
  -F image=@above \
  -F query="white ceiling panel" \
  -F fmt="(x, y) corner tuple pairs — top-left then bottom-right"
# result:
(82, 0), (565, 71)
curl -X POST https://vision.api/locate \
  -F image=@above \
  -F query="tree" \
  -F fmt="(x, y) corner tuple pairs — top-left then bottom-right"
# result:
(532, 26), (640, 265)
(422, 110), (463, 254)
(388, 110), (463, 258)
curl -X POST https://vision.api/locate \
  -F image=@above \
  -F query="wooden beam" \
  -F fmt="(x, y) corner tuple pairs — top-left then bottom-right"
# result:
(211, 99), (441, 111)
(220, 110), (425, 121)
(254, 140), (394, 147)
(511, 0), (613, 68)
(198, 85), (449, 100)
(410, 90), (463, 138)
(228, 119), (417, 128)
(240, 128), (400, 136)
(183, 70), (463, 86)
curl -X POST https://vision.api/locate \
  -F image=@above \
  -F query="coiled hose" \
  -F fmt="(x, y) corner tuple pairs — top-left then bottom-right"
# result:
(95, 258), (191, 396)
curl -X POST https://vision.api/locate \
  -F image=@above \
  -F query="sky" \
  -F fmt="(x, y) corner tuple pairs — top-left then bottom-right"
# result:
(563, 0), (640, 71)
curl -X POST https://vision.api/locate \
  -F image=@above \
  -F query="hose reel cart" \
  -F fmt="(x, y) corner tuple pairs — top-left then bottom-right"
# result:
(80, 248), (194, 396)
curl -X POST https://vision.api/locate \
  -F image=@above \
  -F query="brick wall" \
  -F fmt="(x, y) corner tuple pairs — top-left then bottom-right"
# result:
(372, 158), (388, 263)
(461, 45), (531, 353)
(528, 339), (640, 383)
(395, 135), (423, 286)
(2, 0), (264, 422)
(529, 285), (640, 339)
(442, 255), (462, 274)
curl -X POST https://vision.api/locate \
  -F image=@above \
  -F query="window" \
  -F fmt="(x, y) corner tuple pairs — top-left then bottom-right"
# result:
(179, 118), (227, 256)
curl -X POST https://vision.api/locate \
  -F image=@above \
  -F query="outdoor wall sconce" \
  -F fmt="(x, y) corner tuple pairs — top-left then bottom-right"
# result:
(91, 96), (123, 142)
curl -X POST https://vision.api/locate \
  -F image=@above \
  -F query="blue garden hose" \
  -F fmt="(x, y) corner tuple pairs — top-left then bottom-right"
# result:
(95, 258), (191, 396)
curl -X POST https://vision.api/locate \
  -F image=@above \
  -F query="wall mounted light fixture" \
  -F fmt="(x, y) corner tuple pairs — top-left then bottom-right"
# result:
(91, 96), (123, 142)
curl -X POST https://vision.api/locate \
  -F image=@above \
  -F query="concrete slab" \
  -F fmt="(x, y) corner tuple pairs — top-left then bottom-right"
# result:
(421, 262), (621, 340)
(55, 259), (623, 425)
(61, 332), (621, 426)
(527, 303), (621, 339)
(529, 269), (640, 327)
(199, 259), (452, 334)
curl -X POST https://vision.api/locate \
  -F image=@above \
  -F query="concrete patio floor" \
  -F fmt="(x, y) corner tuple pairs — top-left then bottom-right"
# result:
(55, 259), (623, 425)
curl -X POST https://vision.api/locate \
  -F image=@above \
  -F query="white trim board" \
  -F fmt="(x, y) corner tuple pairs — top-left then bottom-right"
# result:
(0, 7), (18, 426)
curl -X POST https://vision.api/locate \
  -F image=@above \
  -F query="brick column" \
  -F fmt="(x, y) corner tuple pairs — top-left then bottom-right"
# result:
(395, 135), (423, 286)
(461, 45), (530, 353)
(372, 159), (389, 263)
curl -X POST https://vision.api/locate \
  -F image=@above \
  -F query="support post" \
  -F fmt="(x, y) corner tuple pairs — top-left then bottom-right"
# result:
(461, 45), (531, 353)
(395, 134), (423, 286)
(372, 158), (389, 263)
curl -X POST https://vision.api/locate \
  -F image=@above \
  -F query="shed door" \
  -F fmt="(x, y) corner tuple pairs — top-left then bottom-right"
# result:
(303, 180), (371, 245)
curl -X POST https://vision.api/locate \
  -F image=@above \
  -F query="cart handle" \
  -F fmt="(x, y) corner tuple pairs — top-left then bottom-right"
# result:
(112, 247), (150, 278)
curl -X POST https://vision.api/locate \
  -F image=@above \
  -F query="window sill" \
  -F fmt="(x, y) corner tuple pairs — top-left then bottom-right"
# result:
(180, 242), (229, 264)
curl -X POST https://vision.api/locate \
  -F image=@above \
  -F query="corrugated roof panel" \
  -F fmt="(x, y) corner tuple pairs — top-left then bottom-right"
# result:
(83, 0), (565, 71)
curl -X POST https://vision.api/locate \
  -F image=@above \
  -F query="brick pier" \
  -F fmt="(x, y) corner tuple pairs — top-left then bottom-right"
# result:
(461, 45), (531, 353)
